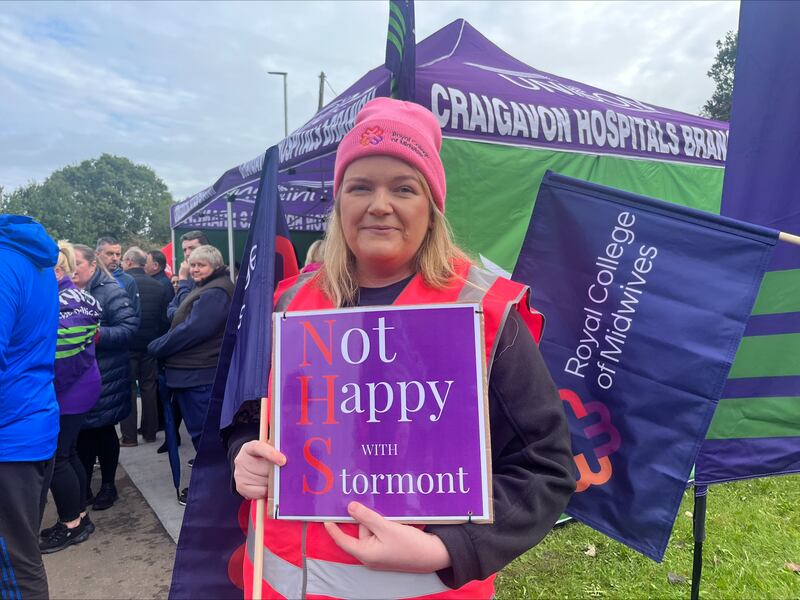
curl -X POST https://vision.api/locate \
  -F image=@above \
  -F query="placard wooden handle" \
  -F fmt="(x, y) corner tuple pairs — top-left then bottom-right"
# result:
(251, 397), (269, 600)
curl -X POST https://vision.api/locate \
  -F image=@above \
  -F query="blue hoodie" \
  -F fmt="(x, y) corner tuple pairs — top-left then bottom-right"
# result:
(0, 215), (60, 461)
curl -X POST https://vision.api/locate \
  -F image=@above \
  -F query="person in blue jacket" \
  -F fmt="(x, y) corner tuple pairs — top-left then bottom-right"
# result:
(73, 244), (139, 511)
(0, 214), (60, 599)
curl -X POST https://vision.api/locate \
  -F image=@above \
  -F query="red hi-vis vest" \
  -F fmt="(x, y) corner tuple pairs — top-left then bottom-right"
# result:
(244, 260), (543, 600)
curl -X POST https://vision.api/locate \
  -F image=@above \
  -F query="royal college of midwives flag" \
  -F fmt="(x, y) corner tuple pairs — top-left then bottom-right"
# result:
(513, 172), (777, 560)
(169, 147), (298, 599)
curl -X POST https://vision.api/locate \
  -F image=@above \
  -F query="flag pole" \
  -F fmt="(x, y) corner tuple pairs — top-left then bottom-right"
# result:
(690, 485), (708, 600)
(778, 230), (800, 245)
(252, 396), (269, 599)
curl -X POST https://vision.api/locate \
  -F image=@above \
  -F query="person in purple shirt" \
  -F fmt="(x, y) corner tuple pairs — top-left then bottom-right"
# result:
(40, 241), (103, 554)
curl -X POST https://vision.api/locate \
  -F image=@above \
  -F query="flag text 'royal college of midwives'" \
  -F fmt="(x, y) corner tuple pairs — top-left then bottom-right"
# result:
(513, 172), (776, 560)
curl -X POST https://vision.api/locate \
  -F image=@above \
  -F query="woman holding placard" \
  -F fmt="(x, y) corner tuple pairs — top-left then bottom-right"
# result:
(228, 97), (576, 599)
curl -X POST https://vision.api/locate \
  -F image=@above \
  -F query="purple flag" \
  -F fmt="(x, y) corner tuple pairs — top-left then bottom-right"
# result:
(695, 0), (800, 485)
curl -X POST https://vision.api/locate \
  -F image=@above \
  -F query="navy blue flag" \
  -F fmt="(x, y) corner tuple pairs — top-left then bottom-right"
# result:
(169, 147), (298, 599)
(695, 0), (800, 485)
(512, 172), (777, 560)
(385, 0), (415, 101)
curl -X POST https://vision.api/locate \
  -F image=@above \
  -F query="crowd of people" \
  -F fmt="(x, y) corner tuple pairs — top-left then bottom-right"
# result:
(0, 220), (237, 598)
(2, 97), (575, 600)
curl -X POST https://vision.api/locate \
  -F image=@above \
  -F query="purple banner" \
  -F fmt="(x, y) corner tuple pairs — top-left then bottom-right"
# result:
(171, 153), (264, 229)
(418, 22), (727, 166)
(277, 19), (728, 180)
(170, 152), (333, 232)
(272, 304), (491, 522)
(696, 437), (800, 484)
(277, 71), (389, 169)
(173, 20), (729, 233)
(695, 0), (800, 485)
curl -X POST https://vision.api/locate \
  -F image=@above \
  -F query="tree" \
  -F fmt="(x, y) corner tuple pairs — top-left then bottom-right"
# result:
(701, 31), (738, 121)
(1, 154), (173, 246)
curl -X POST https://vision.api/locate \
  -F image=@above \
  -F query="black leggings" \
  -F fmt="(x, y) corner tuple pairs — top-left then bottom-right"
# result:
(50, 413), (89, 520)
(77, 425), (120, 490)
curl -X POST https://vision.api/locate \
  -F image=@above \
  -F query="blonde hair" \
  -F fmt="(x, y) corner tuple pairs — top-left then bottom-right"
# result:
(317, 171), (470, 307)
(304, 239), (326, 267)
(56, 240), (76, 275)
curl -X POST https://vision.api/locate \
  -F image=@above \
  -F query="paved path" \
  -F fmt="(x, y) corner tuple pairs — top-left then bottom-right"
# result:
(44, 424), (195, 599)
(43, 462), (175, 599)
(117, 427), (196, 542)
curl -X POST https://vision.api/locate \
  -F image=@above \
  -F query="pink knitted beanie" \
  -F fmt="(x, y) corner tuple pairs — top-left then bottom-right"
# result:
(333, 97), (446, 213)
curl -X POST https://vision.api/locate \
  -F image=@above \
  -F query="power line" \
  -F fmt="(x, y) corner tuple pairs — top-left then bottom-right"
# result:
(325, 79), (339, 98)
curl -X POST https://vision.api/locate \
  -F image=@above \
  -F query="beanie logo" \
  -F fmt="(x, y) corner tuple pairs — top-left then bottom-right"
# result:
(359, 126), (384, 146)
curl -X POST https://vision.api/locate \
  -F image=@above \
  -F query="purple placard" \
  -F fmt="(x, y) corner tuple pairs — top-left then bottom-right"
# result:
(272, 304), (491, 522)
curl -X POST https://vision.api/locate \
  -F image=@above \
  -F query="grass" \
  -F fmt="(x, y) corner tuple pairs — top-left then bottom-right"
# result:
(496, 475), (800, 599)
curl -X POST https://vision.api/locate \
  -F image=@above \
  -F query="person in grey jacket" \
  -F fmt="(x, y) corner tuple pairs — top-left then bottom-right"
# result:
(73, 244), (139, 511)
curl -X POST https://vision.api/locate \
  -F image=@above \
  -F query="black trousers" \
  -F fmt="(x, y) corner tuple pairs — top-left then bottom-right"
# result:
(77, 425), (119, 489)
(120, 351), (159, 441)
(50, 413), (89, 521)
(0, 459), (54, 600)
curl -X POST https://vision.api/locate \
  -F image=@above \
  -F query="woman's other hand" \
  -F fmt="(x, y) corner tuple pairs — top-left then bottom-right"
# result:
(233, 440), (286, 500)
(324, 502), (451, 573)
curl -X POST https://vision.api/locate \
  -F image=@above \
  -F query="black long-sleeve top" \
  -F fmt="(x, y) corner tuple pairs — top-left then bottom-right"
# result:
(225, 277), (576, 588)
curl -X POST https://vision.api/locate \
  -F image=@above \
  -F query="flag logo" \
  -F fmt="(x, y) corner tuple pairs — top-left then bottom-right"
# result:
(561, 388), (621, 493)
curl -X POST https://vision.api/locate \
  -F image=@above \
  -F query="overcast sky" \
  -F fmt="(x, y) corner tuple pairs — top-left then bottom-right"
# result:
(0, 1), (739, 201)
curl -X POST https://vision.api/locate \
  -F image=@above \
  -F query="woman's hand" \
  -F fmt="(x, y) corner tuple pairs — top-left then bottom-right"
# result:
(233, 440), (286, 500)
(324, 502), (451, 573)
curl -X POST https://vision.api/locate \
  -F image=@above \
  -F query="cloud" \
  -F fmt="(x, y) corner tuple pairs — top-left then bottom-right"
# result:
(0, 16), (193, 117)
(0, 1), (739, 206)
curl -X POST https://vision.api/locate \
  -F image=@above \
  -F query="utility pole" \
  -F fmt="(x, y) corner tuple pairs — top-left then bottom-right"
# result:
(268, 71), (288, 137)
(318, 71), (326, 112)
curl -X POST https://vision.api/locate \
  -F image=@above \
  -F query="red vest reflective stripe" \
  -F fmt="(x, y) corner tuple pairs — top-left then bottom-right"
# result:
(245, 261), (542, 599)
(273, 260), (543, 359)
